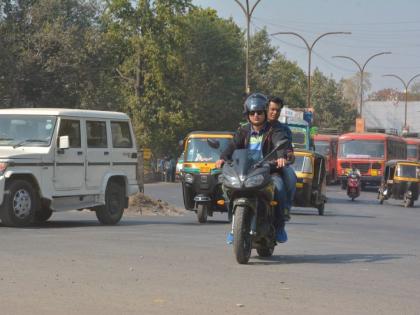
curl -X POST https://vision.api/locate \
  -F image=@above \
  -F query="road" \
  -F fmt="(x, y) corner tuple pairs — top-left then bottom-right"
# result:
(1, 183), (420, 315)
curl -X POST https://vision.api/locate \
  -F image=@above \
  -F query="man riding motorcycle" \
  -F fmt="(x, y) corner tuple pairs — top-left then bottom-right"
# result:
(216, 93), (293, 244)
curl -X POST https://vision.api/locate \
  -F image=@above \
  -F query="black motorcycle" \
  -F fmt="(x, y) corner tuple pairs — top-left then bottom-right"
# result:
(221, 140), (288, 264)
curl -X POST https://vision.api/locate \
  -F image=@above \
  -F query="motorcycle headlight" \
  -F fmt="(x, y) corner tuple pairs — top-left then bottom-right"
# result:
(244, 174), (264, 188)
(0, 162), (7, 175)
(407, 190), (412, 197)
(224, 174), (241, 188)
(184, 173), (194, 184)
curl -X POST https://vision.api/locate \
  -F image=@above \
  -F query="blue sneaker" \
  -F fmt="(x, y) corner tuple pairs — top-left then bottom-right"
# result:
(226, 231), (234, 245)
(276, 227), (288, 243)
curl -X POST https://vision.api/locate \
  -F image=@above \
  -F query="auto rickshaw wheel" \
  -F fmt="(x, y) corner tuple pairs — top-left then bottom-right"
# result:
(196, 204), (208, 223)
(317, 202), (325, 216)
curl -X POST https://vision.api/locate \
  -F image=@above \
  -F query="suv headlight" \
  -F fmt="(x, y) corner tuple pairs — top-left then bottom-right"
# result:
(184, 173), (194, 184)
(244, 174), (264, 187)
(0, 162), (8, 175)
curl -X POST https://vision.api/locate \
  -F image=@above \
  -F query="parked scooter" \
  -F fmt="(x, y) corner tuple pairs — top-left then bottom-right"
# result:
(347, 167), (361, 201)
(221, 140), (288, 264)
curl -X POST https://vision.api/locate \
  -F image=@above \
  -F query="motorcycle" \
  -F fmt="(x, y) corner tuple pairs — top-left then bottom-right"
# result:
(347, 169), (361, 201)
(221, 140), (288, 264)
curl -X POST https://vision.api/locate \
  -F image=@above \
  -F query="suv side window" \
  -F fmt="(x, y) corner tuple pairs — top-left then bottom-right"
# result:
(111, 121), (133, 148)
(58, 119), (81, 148)
(87, 121), (108, 148)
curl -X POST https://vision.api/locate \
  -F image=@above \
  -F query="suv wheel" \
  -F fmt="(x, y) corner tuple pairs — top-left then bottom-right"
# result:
(34, 208), (53, 223)
(0, 180), (38, 227)
(96, 181), (125, 225)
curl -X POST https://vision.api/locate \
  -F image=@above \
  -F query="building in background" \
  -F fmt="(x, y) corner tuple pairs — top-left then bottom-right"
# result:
(364, 101), (420, 134)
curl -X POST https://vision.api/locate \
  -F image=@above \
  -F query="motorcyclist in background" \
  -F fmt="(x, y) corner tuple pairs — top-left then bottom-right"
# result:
(216, 93), (293, 244)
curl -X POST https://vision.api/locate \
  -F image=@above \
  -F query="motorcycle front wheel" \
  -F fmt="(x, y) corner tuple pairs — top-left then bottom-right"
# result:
(233, 206), (252, 264)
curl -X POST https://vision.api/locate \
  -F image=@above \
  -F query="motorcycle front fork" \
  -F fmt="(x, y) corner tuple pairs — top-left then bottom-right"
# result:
(229, 213), (257, 235)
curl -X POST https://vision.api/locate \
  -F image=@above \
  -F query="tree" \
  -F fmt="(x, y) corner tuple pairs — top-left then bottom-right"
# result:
(341, 72), (372, 110)
(312, 69), (357, 132)
(265, 54), (306, 108)
(248, 28), (277, 93)
(0, 0), (107, 108)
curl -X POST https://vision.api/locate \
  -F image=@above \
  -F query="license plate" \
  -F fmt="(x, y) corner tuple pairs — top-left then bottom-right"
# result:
(296, 182), (303, 188)
(345, 168), (352, 174)
(371, 169), (378, 176)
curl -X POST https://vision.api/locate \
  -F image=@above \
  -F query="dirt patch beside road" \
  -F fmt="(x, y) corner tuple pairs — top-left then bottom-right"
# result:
(126, 192), (185, 216)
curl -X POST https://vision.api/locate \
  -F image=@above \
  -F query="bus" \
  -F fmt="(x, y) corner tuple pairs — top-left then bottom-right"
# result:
(404, 137), (420, 161)
(337, 132), (407, 188)
(314, 134), (338, 184)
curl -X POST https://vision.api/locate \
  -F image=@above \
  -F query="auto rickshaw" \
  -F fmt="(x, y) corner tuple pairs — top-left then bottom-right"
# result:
(290, 149), (327, 215)
(377, 160), (420, 207)
(180, 131), (234, 223)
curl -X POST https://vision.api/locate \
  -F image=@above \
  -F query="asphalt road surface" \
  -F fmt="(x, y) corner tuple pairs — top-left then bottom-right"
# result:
(1, 183), (420, 315)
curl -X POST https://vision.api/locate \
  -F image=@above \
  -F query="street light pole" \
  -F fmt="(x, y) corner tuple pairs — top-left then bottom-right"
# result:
(332, 52), (391, 118)
(271, 31), (351, 109)
(382, 73), (420, 130)
(234, 0), (262, 95)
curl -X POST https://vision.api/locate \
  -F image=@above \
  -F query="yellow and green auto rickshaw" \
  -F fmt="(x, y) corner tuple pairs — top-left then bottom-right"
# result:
(180, 131), (234, 223)
(378, 160), (420, 207)
(290, 149), (327, 215)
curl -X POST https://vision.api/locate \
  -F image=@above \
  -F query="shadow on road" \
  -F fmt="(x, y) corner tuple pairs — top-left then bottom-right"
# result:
(326, 196), (380, 206)
(250, 253), (407, 265)
(290, 210), (376, 219)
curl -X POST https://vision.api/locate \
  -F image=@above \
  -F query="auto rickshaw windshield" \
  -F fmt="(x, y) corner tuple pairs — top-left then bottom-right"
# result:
(289, 126), (307, 149)
(185, 138), (231, 162)
(291, 155), (313, 173)
(396, 164), (420, 179)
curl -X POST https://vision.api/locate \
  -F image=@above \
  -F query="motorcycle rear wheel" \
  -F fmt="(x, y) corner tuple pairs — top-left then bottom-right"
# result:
(233, 206), (252, 264)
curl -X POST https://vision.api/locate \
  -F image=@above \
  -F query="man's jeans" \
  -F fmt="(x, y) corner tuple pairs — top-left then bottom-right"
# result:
(271, 174), (286, 227)
(282, 166), (297, 212)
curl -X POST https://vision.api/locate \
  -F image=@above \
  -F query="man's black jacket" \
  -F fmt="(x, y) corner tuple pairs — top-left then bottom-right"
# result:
(220, 122), (292, 162)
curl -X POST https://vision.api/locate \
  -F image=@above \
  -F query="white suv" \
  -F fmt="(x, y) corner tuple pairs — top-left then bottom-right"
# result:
(0, 108), (139, 227)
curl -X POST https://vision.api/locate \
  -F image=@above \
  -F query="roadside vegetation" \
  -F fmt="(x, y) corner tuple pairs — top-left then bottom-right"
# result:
(2, 0), (391, 157)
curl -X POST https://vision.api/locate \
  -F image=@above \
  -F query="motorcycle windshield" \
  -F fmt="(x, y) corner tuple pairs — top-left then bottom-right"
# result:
(231, 148), (258, 177)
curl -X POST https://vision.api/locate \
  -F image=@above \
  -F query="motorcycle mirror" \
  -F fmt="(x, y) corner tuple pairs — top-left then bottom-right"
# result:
(207, 138), (220, 149)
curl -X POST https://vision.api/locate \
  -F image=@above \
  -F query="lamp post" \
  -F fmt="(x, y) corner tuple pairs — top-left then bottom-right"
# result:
(271, 31), (351, 109)
(234, 0), (262, 95)
(332, 52), (391, 118)
(382, 73), (420, 130)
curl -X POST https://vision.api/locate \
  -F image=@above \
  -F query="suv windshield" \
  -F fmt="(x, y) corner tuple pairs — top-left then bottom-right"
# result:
(0, 115), (57, 147)
(185, 137), (232, 162)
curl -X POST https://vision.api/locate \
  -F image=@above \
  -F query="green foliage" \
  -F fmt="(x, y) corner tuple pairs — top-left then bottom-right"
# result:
(311, 69), (357, 132)
(0, 1), (358, 157)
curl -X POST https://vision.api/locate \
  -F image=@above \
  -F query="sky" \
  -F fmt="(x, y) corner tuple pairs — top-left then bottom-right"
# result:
(192, 0), (420, 94)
